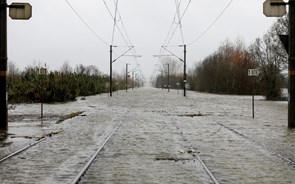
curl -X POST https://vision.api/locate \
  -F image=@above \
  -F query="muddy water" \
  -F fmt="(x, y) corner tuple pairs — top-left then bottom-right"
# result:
(0, 88), (294, 183)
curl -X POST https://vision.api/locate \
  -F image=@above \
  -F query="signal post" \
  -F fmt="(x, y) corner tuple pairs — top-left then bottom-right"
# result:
(0, 1), (31, 129)
(263, 0), (295, 127)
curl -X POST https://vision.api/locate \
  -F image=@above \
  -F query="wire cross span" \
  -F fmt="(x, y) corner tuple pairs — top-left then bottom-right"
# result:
(159, 0), (191, 57)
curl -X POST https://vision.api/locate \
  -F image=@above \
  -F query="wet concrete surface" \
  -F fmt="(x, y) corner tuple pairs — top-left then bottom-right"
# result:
(0, 88), (294, 183)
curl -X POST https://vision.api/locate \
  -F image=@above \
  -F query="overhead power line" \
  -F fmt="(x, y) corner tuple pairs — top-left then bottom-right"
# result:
(103, 0), (132, 47)
(175, 0), (185, 45)
(162, 0), (191, 47)
(102, 0), (142, 73)
(188, 0), (234, 46)
(111, 0), (119, 45)
(160, 0), (191, 56)
(64, 0), (108, 46)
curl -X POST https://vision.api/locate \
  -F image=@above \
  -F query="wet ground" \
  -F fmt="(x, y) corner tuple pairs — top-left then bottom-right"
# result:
(0, 87), (294, 183)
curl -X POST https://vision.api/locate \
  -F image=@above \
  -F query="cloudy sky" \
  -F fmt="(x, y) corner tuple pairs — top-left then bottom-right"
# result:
(7, 0), (278, 81)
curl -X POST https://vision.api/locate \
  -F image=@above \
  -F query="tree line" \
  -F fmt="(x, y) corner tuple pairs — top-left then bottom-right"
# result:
(152, 16), (288, 100)
(7, 62), (128, 103)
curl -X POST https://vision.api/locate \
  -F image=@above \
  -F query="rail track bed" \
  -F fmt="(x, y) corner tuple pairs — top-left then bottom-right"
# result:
(0, 88), (295, 183)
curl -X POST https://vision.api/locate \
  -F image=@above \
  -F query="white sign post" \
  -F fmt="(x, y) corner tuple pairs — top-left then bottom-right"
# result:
(263, 0), (287, 17)
(9, 3), (32, 20)
(248, 69), (260, 76)
(248, 69), (260, 118)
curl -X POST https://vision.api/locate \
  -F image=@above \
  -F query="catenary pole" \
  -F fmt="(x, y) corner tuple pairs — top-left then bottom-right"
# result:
(167, 63), (170, 92)
(132, 71), (134, 90)
(289, 0), (295, 127)
(110, 45), (113, 97)
(126, 63), (129, 92)
(184, 44), (187, 97)
(0, 0), (7, 129)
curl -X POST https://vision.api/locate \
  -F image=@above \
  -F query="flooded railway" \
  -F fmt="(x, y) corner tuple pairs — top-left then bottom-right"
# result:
(0, 87), (294, 183)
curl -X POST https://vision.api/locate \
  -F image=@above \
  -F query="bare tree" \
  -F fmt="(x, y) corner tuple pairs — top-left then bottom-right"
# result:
(190, 39), (255, 94)
(8, 61), (20, 76)
(86, 65), (101, 76)
(249, 16), (288, 99)
(60, 60), (73, 74)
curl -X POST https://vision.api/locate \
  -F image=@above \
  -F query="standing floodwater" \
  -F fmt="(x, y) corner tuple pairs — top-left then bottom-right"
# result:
(0, 87), (294, 184)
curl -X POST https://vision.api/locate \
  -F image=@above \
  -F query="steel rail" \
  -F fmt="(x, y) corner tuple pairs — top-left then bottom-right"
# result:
(0, 137), (46, 163)
(71, 113), (128, 184)
(196, 155), (220, 184)
(217, 122), (295, 168)
(171, 116), (220, 184)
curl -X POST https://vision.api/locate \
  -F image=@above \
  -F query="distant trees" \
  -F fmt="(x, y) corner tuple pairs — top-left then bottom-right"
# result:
(7, 62), (116, 103)
(248, 16), (288, 100)
(189, 39), (256, 95)
(153, 57), (184, 89)
(187, 16), (288, 100)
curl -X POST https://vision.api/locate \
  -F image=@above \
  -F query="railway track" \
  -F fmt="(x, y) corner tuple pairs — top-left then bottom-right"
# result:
(71, 110), (130, 184)
(0, 129), (64, 163)
(171, 111), (221, 184)
(0, 137), (47, 163)
(217, 122), (295, 168)
(70, 105), (221, 184)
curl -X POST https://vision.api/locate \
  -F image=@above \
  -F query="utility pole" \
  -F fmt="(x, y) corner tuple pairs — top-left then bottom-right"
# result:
(135, 73), (138, 88)
(0, 1), (32, 129)
(0, 0), (7, 129)
(161, 46), (187, 96)
(126, 63), (130, 92)
(161, 70), (164, 90)
(109, 46), (137, 96)
(132, 71), (134, 90)
(289, 0), (295, 127)
(183, 44), (187, 97)
(166, 63), (170, 92)
(110, 45), (113, 97)
(252, 76), (255, 118)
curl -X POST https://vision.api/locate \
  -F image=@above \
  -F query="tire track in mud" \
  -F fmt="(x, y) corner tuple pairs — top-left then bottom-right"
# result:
(217, 122), (295, 168)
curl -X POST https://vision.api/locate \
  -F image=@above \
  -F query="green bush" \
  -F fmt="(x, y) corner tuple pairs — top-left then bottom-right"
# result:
(7, 65), (116, 103)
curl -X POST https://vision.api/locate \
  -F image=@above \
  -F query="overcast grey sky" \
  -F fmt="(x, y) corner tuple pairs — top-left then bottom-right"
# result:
(7, 0), (277, 80)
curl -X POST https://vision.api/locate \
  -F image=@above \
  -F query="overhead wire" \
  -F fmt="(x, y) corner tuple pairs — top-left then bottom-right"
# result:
(110, 0), (141, 69)
(158, 0), (191, 67)
(111, 0), (119, 45)
(160, 0), (191, 56)
(168, 0), (191, 47)
(188, 0), (234, 46)
(103, 0), (134, 49)
(64, 0), (108, 46)
(102, 0), (143, 76)
(62, 0), (142, 77)
(175, 0), (185, 45)
(102, 0), (129, 47)
(161, 0), (182, 50)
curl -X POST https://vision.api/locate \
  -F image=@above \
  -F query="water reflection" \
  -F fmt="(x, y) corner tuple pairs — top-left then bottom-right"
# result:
(0, 128), (8, 147)
(286, 128), (295, 135)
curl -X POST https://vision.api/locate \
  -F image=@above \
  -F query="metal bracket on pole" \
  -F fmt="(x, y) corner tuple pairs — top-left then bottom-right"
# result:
(161, 46), (183, 62)
(113, 46), (134, 63)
